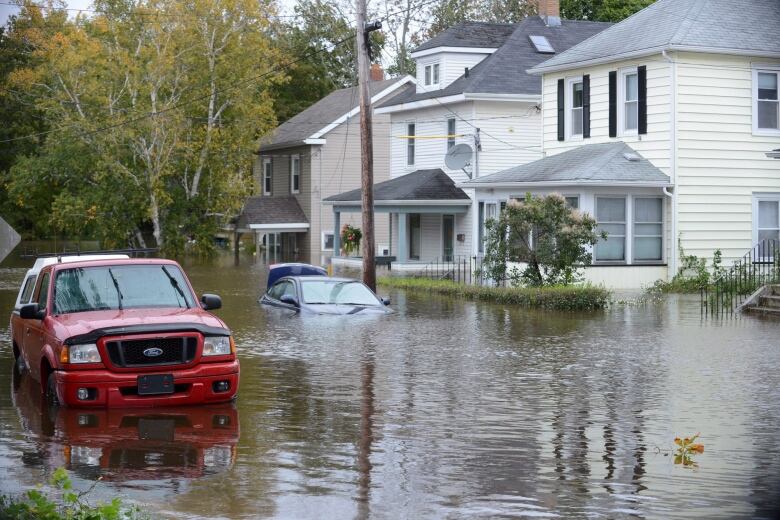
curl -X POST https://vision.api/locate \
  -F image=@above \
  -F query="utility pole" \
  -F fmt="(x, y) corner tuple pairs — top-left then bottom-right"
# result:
(356, 1), (381, 291)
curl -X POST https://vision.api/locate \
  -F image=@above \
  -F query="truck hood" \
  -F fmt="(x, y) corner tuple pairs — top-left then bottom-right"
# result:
(52, 307), (228, 342)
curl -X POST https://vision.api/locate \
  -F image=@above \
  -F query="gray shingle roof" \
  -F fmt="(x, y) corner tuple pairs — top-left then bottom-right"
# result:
(460, 143), (671, 186)
(530, 0), (780, 73)
(413, 22), (517, 53)
(237, 196), (308, 227)
(260, 78), (405, 151)
(324, 169), (470, 203)
(380, 17), (611, 108)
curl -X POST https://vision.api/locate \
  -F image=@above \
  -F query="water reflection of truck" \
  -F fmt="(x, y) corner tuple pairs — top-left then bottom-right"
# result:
(12, 370), (239, 481)
(10, 255), (239, 407)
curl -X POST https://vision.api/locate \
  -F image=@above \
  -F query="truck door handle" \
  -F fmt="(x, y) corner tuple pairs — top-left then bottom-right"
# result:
(25, 328), (31, 335)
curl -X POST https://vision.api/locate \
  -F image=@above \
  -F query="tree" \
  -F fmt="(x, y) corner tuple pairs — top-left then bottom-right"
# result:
(560, 0), (655, 22)
(481, 193), (604, 287)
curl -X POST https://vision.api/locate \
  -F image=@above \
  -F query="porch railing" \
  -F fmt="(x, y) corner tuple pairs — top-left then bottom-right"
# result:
(419, 255), (505, 286)
(701, 239), (780, 314)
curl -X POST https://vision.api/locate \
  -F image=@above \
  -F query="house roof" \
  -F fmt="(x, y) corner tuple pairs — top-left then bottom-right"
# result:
(460, 142), (671, 187)
(413, 22), (517, 53)
(379, 17), (611, 109)
(324, 168), (470, 204)
(259, 77), (408, 151)
(236, 196), (309, 229)
(530, 0), (780, 73)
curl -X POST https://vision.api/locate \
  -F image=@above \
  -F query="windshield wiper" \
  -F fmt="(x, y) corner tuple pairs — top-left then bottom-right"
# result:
(107, 268), (124, 310)
(161, 265), (189, 308)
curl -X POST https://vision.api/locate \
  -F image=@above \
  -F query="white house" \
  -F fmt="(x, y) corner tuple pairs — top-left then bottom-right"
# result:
(462, 0), (780, 288)
(325, 7), (611, 268)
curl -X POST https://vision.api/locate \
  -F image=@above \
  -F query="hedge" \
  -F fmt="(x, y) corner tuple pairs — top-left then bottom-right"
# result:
(377, 277), (611, 311)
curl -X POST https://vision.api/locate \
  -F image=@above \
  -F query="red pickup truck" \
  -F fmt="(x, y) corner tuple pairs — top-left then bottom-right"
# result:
(10, 256), (239, 408)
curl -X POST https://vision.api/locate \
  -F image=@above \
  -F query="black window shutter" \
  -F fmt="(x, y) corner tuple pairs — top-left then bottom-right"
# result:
(608, 71), (617, 138)
(583, 74), (591, 139)
(557, 78), (565, 141)
(638, 65), (647, 135)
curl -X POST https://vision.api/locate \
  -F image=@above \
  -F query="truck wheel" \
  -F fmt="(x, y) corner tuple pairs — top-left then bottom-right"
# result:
(46, 373), (60, 407)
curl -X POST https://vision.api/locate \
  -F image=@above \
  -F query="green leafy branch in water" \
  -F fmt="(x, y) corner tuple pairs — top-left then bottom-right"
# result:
(0, 467), (147, 519)
(674, 433), (705, 468)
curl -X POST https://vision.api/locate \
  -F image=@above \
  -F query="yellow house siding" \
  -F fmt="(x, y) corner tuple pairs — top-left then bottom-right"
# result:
(675, 52), (780, 262)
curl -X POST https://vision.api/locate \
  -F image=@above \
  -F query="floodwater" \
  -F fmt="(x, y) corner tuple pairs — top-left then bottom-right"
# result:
(1, 252), (780, 519)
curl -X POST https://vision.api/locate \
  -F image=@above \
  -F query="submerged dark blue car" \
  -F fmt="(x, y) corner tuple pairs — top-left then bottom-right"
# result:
(260, 264), (391, 315)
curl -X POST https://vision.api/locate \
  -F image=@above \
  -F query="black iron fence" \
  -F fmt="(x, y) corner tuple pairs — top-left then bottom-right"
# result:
(419, 255), (508, 286)
(702, 239), (780, 314)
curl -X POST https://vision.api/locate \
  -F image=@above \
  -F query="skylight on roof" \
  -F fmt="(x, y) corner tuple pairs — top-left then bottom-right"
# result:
(529, 35), (555, 54)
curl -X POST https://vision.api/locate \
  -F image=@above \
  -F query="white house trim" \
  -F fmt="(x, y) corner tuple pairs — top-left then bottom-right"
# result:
(463, 93), (542, 103)
(308, 76), (415, 139)
(459, 181), (672, 189)
(303, 138), (327, 145)
(410, 46), (499, 59)
(323, 199), (473, 206)
(375, 94), (468, 114)
(249, 223), (310, 230)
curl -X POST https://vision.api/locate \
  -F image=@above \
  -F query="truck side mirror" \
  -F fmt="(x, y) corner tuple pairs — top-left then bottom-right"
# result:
(201, 294), (222, 311)
(20, 303), (44, 320)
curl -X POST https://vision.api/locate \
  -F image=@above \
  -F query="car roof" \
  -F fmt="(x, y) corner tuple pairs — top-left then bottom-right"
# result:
(286, 276), (363, 283)
(30, 254), (130, 275)
(47, 257), (180, 272)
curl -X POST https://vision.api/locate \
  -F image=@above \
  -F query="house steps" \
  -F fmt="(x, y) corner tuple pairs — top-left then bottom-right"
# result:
(742, 285), (780, 316)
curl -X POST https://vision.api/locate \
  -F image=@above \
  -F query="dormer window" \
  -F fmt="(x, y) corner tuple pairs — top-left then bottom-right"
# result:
(529, 35), (554, 54)
(424, 63), (440, 86)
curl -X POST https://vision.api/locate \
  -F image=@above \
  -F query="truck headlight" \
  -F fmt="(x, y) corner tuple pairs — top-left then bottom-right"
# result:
(203, 336), (231, 356)
(68, 344), (101, 364)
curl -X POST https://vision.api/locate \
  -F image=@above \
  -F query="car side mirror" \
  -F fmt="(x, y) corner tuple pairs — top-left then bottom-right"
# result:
(381, 298), (391, 306)
(280, 294), (299, 307)
(20, 303), (45, 320)
(201, 293), (222, 311)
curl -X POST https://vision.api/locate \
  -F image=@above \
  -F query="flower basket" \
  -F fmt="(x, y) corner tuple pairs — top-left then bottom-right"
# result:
(340, 224), (362, 256)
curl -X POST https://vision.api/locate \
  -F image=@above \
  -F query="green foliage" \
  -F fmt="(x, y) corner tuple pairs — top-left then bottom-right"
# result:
(649, 241), (724, 293)
(0, 467), (146, 519)
(378, 277), (611, 311)
(480, 193), (604, 287)
(560, 0), (655, 22)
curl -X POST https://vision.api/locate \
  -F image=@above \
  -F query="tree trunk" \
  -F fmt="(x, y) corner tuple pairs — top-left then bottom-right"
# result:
(150, 192), (163, 248)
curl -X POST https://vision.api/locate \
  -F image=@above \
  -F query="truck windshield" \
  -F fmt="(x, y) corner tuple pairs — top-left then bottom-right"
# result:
(301, 280), (380, 306)
(54, 265), (195, 314)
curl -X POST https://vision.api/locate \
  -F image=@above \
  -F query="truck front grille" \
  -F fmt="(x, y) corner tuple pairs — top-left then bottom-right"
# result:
(105, 337), (197, 367)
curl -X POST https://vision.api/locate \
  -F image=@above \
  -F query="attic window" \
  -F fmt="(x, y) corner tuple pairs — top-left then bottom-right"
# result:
(529, 35), (554, 54)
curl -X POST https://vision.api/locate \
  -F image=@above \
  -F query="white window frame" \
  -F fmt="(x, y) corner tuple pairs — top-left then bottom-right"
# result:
(479, 200), (499, 253)
(753, 193), (780, 246)
(632, 195), (664, 264)
(263, 158), (272, 196)
(424, 63), (440, 87)
(618, 67), (639, 137)
(406, 121), (416, 166)
(565, 76), (584, 140)
(594, 195), (629, 264)
(447, 118), (456, 150)
(322, 231), (335, 251)
(563, 194), (580, 209)
(290, 154), (300, 194)
(752, 65), (780, 136)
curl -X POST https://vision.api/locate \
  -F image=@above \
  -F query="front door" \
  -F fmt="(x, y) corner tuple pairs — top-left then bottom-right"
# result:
(442, 215), (454, 261)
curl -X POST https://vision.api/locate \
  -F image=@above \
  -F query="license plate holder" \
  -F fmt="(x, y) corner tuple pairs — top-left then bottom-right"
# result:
(137, 374), (174, 395)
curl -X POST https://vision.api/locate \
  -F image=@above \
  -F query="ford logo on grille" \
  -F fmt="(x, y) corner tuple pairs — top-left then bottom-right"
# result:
(143, 347), (164, 357)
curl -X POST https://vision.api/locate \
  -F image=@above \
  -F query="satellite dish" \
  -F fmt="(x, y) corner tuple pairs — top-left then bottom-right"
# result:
(445, 143), (473, 173)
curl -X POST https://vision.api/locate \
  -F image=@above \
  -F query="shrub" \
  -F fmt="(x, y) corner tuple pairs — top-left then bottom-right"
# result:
(0, 468), (146, 520)
(378, 277), (610, 311)
(649, 242), (724, 293)
(480, 193), (604, 287)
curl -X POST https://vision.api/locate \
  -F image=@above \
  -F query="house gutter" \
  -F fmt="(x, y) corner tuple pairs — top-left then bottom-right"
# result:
(662, 49), (678, 276)
(457, 181), (672, 189)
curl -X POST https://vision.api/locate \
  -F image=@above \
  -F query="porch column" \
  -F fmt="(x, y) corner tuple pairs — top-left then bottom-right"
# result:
(397, 213), (408, 263)
(333, 207), (341, 256)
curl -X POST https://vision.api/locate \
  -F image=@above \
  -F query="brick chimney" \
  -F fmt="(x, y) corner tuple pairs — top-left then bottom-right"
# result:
(370, 63), (384, 81)
(538, 0), (561, 26)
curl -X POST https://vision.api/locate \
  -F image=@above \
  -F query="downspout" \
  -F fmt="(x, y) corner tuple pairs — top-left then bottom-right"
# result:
(662, 50), (678, 276)
(318, 148), (323, 259)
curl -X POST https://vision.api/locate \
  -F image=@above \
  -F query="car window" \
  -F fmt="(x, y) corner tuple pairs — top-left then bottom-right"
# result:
(301, 281), (380, 305)
(19, 275), (37, 305)
(35, 272), (50, 311)
(268, 281), (289, 300)
(281, 282), (296, 300)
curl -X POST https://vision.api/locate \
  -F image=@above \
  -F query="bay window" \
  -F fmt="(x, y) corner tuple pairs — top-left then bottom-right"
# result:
(595, 197), (626, 262)
(633, 197), (663, 262)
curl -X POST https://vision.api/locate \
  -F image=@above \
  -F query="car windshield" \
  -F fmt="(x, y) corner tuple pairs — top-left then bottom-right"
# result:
(54, 264), (195, 314)
(301, 280), (380, 306)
